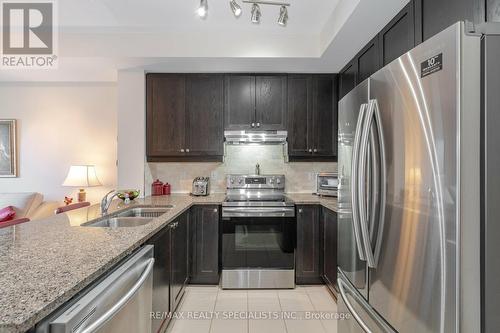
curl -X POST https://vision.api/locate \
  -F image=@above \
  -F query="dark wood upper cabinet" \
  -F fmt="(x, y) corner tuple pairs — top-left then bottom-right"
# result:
(339, 60), (357, 100)
(190, 205), (220, 284)
(225, 74), (287, 130)
(287, 74), (337, 161)
(357, 36), (381, 83)
(322, 208), (337, 296)
(313, 75), (337, 157)
(146, 74), (186, 157)
(287, 75), (313, 157)
(414, 0), (485, 43)
(380, 2), (415, 66)
(224, 75), (255, 130)
(255, 75), (287, 130)
(296, 205), (323, 284)
(146, 73), (224, 161)
(185, 74), (224, 156)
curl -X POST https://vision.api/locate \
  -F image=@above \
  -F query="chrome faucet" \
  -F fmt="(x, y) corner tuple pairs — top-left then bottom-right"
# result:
(255, 163), (260, 175)
(101, 190), (119, 215)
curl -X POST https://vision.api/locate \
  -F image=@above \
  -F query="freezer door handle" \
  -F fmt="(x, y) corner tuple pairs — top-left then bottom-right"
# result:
(338, 271), (396, 333)
(80, 258), (155, 333)
(351, 103), (368, 262)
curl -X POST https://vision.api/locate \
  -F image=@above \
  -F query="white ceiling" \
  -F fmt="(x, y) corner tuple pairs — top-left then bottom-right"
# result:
(59, 0), (340, 34)
(0, 0), (409, 81)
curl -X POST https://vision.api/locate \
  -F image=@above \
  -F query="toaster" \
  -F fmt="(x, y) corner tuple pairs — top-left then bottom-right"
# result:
(191, 177), (210, 196)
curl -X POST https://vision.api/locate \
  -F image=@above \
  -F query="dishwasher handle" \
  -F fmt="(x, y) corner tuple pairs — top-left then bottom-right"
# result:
(80, 258), (155, 333)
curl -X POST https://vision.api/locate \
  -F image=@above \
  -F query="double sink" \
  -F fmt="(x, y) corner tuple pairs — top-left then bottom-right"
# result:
(83, 207), (173, 228)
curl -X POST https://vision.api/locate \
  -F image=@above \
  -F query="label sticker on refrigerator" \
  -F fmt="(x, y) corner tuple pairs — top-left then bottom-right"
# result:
(421, 54), (443, 78)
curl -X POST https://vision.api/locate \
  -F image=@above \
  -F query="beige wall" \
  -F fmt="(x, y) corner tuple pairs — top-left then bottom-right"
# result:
(0, 83), (117, 204)
(146, 145), (337, 194)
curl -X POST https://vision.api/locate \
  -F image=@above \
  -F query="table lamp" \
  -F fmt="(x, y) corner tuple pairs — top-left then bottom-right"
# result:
(62, 165), (102, 202)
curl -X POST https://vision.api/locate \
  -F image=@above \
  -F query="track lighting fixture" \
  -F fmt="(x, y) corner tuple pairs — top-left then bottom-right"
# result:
(251, 3), (261, 23)
(198, 0), (290, 26)
(197, 0), (208, 17)
(230, 0), (242, 17)
(277, 5), (288, 26)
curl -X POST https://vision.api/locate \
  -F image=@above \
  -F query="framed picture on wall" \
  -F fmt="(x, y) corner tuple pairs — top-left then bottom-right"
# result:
(0, 119), (18, 178)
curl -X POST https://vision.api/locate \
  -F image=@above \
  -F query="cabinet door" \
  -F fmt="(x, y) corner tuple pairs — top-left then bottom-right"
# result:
(255, 75), (287, 130)
(414, 0), (484, 43)
(185, 75), (224, 156)
(146, 74), (186, 157)
(224, 75), (256, 130)
(357, 36), (381, 83)
(379, 3), (415, 66)
(312, 75), (337, 158)
(287, 75), (313, 157)
(296, 205), (322, 284)
(170, 213), (189, 312)
(147, 226), (171, 333)
(488, 0), (500, 22)
(191, 205), (220, 284)
(322, 208), (337, 294)
(339, 61), (357, 100)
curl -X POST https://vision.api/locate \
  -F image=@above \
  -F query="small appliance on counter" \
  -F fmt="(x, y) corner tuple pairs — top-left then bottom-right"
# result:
(191, 177), (210, 196)
(315, 172), (338, 197)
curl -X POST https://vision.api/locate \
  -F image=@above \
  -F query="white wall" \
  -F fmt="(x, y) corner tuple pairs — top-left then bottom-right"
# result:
(0, 83), (117, 204)
(117, 70), (146, 194)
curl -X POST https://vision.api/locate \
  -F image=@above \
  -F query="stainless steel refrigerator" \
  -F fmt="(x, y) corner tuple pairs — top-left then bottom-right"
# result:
(337, 22), (482, 333)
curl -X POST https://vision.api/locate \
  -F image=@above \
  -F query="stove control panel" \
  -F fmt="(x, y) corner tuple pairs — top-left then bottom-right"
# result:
(226, 175), (285, 189)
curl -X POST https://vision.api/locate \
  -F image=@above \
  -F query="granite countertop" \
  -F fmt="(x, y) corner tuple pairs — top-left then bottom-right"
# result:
(0, 193), (336, 333)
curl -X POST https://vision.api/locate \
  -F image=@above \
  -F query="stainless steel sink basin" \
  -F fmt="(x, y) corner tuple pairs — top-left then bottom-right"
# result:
(114, 207), (172, 218)
(86, 217), (153, 228)
(82, 206), (172, 228)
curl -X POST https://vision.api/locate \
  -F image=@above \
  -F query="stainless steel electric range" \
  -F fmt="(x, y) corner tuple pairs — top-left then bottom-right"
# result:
(221, 174), (296, 289)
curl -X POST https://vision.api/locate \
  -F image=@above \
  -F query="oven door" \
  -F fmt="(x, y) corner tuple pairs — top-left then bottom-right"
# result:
(221, 208), (296, 288)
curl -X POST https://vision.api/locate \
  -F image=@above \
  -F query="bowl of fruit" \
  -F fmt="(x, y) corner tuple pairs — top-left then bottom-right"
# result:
(117, 190), (140, 201)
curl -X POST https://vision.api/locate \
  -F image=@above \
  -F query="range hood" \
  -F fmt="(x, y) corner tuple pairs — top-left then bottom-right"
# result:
(224, 130), (288, 145)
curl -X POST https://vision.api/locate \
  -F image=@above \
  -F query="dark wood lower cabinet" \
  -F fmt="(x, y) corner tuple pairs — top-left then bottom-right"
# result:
(170, 212), (189, 312)
(190, 205), (220, 284)
(147, 224), (172, 333)
(296, 205), (323, 284)
(322, 208), (337, 296)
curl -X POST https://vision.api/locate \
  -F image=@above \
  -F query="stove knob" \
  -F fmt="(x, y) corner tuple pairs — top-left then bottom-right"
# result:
(230, 178), (234, 184)
(276, 178), (281, 184)
(270, 178), (274, 184)
(238, 179), (243, 184)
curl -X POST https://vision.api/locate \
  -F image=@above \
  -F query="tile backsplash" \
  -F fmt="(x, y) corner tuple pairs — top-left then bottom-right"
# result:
(145, 145), (337, 195)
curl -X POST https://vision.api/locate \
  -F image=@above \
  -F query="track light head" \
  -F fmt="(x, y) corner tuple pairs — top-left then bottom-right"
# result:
(251, 3), (261, 23)
(230, 0), (242, 17)
(278, 5), (288, 26)
(197, 0), (208, 17)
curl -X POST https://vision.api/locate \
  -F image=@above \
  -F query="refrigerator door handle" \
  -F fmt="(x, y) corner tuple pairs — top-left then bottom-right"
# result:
(351, 103), (368, 261)
(338, 278), (372, 333)
(371, 99), (387, 267)
(358, 100), (377, 268)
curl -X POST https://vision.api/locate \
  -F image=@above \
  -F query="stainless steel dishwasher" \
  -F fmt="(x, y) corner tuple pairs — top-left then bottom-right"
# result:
(36, 245), (154, 333)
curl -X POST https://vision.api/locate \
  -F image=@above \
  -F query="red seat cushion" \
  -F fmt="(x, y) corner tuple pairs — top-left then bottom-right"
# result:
(0, 206), (16, 223)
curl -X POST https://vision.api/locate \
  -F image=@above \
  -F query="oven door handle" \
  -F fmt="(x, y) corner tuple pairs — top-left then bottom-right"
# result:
(222, 207), (295, 217)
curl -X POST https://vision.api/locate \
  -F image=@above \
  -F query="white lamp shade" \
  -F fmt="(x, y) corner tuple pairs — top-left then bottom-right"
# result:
(62, 165), (102, 187)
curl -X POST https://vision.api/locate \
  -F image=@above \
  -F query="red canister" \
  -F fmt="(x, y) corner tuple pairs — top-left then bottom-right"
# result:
(152, 179), (164, 196)
(162, 183), (171, 195)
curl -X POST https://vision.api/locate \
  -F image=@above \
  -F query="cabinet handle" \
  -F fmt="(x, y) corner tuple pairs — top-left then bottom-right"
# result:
(213, 208), (218, 213)
(186, 149), (190, 153)
(308, 149), (312, 153)
(298, 208), (303, 213)
(251, 123), (255, 128)
(256, 123), (261, 128)
(313, 149), (317, 153)
(180, 149), (185, 153)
